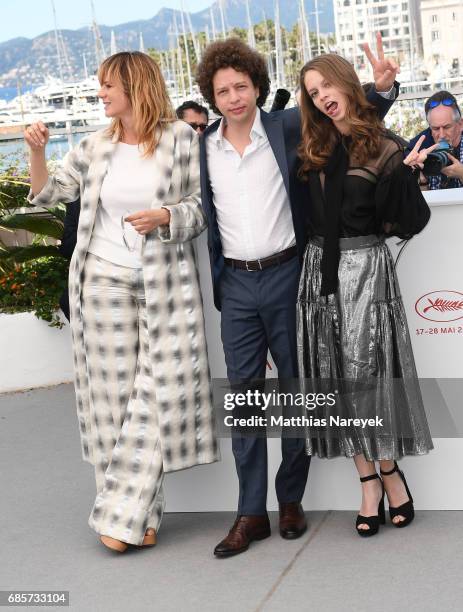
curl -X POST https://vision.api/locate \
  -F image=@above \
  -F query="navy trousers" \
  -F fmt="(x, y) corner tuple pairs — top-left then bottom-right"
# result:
(219, 255), (311, 515)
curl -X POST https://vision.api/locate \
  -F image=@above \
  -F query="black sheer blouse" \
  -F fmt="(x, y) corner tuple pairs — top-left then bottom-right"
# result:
(304, 136), (430, 240)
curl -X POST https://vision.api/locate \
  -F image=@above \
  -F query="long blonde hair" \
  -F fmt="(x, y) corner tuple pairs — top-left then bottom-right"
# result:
(298, 54), (384, 173)
(98, 51), (176, 157)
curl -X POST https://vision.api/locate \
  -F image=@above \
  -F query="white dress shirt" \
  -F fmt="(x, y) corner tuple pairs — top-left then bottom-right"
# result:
(206, 107), (296, 261)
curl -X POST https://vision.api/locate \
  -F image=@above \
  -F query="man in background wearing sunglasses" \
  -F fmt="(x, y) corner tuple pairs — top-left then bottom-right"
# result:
(176, 100), (209, 134)
(408, 91), (463, 189)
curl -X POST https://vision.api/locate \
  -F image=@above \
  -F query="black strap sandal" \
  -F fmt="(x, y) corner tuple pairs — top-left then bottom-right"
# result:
(380, 461), (415, 528)
(356, 473), (386, 537)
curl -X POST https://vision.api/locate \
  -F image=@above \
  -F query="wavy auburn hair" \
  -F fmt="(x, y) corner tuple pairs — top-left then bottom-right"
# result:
(98, 51), (176, 157)
(298, 54), (384, 174)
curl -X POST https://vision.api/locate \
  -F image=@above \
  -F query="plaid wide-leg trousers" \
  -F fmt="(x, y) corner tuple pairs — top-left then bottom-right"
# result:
(81, 253), (165, 545)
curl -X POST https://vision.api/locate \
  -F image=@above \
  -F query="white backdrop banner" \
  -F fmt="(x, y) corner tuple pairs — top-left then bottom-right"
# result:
(387, 187), (463, 379)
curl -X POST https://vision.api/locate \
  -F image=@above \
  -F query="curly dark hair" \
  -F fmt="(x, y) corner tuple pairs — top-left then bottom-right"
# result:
(196, 38), (270, 115)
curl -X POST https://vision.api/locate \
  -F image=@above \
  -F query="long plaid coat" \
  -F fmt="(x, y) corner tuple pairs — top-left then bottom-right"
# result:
(29, 121), (220, 472)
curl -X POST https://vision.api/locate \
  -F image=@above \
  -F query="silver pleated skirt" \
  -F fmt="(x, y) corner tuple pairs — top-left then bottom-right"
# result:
(297, 235), (433, 460)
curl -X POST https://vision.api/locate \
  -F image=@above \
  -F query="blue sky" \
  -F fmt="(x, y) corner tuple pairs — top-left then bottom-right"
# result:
(0, 0), (214, 43)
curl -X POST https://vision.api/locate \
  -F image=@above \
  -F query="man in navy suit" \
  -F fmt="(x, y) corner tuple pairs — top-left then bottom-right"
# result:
(196, 37), (398, 558)
(58, 199), (80, 321)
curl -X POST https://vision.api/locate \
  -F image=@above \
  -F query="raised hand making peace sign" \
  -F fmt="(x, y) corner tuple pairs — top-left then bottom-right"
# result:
(362, 32), (400, 92)
(403, 135), (439, 169)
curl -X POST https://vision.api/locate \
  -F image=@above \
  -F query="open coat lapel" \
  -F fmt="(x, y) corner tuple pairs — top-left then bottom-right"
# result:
(75, 132), (115, 257)
(147, 125), (175, 209)
(260, 110), (290, 196)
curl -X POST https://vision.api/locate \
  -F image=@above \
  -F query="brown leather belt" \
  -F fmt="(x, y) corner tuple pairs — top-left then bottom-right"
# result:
(224, 245), (297, 271)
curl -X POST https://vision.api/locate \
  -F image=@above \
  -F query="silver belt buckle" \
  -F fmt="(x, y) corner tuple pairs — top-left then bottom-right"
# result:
(246, 258), (263, 271)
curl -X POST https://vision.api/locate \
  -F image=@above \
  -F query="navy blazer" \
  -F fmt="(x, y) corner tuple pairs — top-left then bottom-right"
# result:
(58, 198), (81, 260)
(200, 87), (397, 310)
(58, 198), (81, 321)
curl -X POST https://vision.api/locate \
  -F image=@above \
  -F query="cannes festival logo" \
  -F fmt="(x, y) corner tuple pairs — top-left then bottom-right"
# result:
(415, 291), (463, 322)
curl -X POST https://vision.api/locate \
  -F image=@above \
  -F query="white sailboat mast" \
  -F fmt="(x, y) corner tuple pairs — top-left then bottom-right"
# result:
(274, 1), (285, 88)
(299, 3), (305, 62)
(90, 0), (106, 65)
(173, 13), (186, 99)
(179, 8), (193, 96)
(262, 11), (274, 83)
(246, 0), (256, 49)
(182, 0), (201, 62)
(139, 32), (145, 53)
(50, 0), (66, 85)
(314, 0), (321, 56)
(218, 0), (227, 39)
(83, 53), (89, 79)
(110, 30), (117, 55)
(299, 0), (312, 62)
(210, 7), (217, 42)
(168, 25), (179, 102)
(180, 10), (193, 96)
(51, 0), (73, 146)
(58, 32), (73, 78)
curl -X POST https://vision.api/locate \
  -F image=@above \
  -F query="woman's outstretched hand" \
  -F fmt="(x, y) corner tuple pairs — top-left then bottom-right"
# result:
(403, 135), (439, 169)
(24, 121), (49, 151)
(362, 32), (400, 92)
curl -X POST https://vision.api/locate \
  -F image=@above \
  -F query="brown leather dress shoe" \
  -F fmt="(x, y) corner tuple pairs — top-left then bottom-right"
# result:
(214, 515), (271, 558)
(279, 502), (307, 539)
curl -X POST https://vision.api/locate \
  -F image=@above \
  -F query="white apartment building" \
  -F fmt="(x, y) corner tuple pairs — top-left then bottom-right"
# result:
(420, 0), (463, 76)
(333, 0), (421, 79)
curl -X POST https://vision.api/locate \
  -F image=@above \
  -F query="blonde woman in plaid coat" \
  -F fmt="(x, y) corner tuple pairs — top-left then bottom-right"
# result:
(25, 52), (219, 553)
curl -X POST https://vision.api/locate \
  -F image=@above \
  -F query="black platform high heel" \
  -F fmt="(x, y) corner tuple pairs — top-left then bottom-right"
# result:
(356, 473), (386, 537)
(380, 461), (415, 528)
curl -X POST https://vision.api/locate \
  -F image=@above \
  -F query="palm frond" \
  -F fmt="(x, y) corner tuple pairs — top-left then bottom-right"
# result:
(0, 244), (64, 263)
(0, 213), (63, 239)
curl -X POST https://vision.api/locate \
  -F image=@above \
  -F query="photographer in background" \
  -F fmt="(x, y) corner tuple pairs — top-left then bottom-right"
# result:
(408, 91), (463, 189)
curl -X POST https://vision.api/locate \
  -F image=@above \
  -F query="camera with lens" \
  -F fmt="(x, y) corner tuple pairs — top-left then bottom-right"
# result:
(422, 139), (456, 176)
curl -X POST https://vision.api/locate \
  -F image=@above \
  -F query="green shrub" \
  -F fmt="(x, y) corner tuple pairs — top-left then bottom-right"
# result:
(0, 155), (69, 326)
(0, 256), (69, 328)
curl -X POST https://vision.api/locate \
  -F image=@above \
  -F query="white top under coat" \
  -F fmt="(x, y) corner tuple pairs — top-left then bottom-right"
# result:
(206, 107), (296, 261)
(88, 142), (159, 268)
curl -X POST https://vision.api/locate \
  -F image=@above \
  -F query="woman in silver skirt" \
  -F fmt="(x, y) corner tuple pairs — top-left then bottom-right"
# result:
(25, 52), (219, 552)
(294, 54), (434, 536)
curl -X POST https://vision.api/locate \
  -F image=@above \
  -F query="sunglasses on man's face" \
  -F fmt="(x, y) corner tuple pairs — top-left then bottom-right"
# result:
(188, 122), (208, 132)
